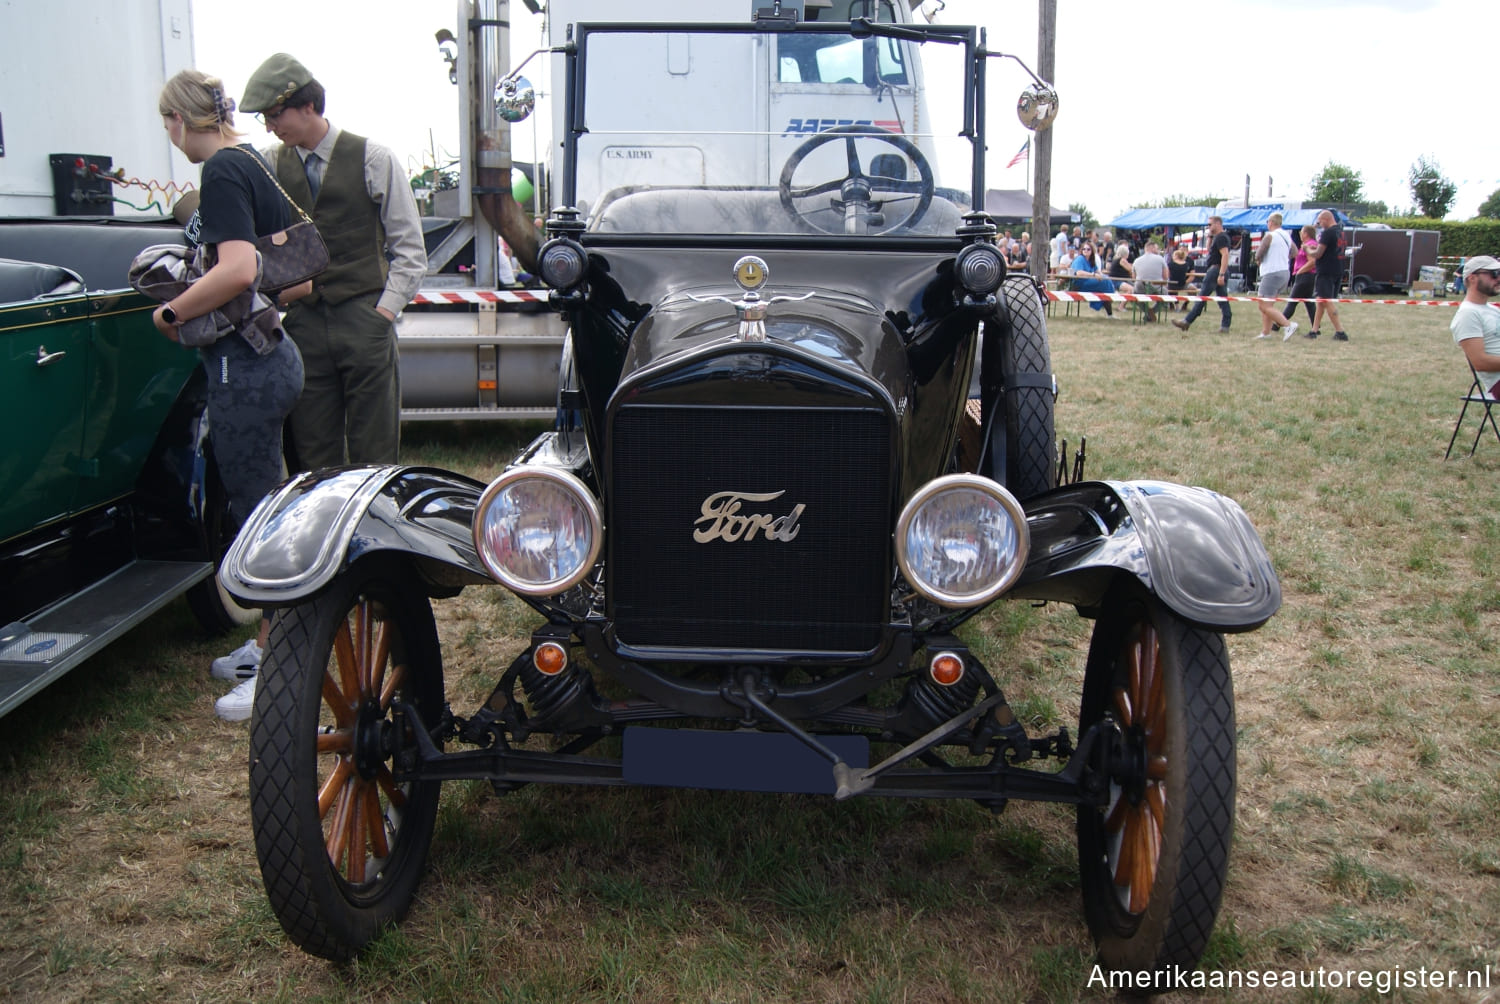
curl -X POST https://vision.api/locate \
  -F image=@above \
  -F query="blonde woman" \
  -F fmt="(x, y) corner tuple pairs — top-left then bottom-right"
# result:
(1106, 241), (1136, 295)
(154, 69), (305, 720)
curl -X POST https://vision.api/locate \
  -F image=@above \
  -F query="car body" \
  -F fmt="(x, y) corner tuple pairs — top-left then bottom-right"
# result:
(222, 13), (1280, 976)
(0, 219), (253, 716)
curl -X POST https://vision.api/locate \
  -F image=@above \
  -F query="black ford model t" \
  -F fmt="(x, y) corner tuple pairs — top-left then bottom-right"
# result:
(221, 9), (1280, 976)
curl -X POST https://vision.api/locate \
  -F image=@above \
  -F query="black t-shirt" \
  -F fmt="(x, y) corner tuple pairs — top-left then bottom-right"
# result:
(1168, 258), (1190, 287)
(1207, 232), (1230, 272)
(1315, 224), (1344, 277)
(184, 144), (292, 248)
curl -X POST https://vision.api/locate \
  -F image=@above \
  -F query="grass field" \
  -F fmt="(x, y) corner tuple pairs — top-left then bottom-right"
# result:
(1, 296), (1497, 1003)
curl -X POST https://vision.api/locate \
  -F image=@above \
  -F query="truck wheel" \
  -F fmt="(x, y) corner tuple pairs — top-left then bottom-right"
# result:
(1350, 276), (1371, 294)
(982, 274), (1057, 500)
(249, 560), (444, 961)
(1076, 587), (1235, 976)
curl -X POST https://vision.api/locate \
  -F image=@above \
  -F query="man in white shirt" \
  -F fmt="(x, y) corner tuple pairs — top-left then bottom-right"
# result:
(1451, 255), (1500, 397)
(1253, 212), (1299, 340)
(1050, 225), (1069, 268)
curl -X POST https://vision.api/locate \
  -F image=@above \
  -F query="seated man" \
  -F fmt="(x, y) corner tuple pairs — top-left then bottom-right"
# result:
(1131, 240), (1169, 323)
(1452, 255), (1500, 397)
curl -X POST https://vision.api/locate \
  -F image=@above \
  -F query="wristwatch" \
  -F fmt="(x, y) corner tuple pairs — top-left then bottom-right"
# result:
(160, 304), (179, 325)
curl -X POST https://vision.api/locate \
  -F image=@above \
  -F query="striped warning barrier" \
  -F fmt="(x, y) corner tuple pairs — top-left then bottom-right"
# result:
(409, 289), (549, 306)
(1044, 290), (1465, 307)
(408, 287), (1474, 309)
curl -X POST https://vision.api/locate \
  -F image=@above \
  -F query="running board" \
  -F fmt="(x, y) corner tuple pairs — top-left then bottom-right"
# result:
(0, 559), (213, 717)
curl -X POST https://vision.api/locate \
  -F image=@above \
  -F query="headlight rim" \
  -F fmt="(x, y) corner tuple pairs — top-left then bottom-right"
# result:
(895, 473), (1030, 608)
(472, 466), (603, 597)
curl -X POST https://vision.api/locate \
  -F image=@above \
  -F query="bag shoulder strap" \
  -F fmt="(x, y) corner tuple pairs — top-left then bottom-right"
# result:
(231, 145), (313, 224)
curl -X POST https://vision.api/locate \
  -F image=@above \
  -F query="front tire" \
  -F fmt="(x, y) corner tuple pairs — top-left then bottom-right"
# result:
(249, 560), (444, 960)
(981, 273), (1057, 499)
(1076, 588), (1235, 976)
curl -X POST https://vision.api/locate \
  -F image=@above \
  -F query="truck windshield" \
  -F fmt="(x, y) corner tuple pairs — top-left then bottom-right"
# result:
(570, 24), (978, 240)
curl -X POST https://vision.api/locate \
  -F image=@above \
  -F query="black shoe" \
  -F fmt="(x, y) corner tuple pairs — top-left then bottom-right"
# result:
(1304, 330), (1320, 339)
(1333, 331), (1349, 341)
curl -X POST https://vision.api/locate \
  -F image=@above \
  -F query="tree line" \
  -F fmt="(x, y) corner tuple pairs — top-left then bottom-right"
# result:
(1077, 159), (1493, 229)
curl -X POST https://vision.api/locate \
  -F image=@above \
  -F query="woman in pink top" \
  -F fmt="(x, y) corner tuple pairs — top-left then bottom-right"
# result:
(1280, 224), (1318, 331)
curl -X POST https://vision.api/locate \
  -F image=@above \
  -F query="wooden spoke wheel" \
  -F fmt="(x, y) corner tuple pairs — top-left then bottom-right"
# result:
(1077, 589), (1235, 975)
(249, 561), (444, 961)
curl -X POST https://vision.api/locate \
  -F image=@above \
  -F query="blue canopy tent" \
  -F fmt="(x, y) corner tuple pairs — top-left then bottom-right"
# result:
(1219, 207), (1354, 232)
(1107, 206), (1353, 233)
(1105, 206), (1212, 230)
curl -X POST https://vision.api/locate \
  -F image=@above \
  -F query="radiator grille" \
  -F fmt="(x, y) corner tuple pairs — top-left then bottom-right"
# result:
(609, 405), (893, 652)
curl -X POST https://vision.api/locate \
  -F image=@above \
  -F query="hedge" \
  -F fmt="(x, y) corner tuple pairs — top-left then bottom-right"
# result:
(1362, 217), (1500, 257)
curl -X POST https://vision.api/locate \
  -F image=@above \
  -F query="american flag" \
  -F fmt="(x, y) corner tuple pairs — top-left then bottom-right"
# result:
(1006, 140), (1029, 169)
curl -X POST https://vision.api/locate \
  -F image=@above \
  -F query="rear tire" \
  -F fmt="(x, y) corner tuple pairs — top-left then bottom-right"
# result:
(1076, 588), (1235, 976)
(249, 560), (444, 960)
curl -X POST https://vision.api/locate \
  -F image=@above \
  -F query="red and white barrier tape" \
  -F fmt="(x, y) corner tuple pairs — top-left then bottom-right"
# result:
(1045, 290), (1464, 307)
(410, 289), (549, 306)
(410, 287), (1471, 309)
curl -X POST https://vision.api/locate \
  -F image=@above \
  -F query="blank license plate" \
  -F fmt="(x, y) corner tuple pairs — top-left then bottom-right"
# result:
(623, 728), (869, 795)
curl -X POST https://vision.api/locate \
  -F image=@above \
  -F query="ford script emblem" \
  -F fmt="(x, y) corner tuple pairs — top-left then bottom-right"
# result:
(25, 639), (59, 656)
(693, 490), (804, 543)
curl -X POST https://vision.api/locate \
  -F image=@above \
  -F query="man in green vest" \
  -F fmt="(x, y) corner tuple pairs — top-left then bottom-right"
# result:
(240, 53), (426, 469)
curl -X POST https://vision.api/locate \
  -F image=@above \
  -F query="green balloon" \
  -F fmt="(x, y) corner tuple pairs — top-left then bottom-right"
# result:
(511, 168), (534, 204)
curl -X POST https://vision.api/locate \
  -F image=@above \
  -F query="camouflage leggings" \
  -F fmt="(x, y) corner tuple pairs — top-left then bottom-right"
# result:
(200, 332), (304, 522)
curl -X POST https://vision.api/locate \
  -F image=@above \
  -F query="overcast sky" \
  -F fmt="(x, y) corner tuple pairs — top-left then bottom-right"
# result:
(193, 0), (1493, 223)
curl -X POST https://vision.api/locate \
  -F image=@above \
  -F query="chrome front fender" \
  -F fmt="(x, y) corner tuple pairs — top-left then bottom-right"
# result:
(219, 465), (493, 607)
(1013, 480), (1280, 631)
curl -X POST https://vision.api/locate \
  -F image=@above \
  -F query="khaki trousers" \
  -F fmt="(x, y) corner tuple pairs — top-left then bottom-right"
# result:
(282, 291), (400, 471)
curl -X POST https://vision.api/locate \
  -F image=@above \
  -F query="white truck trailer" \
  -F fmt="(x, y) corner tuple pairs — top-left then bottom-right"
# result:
(400, 0), (942, 420)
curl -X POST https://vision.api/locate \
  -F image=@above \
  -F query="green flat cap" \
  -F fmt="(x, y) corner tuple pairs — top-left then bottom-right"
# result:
(241, 53), (316, 113)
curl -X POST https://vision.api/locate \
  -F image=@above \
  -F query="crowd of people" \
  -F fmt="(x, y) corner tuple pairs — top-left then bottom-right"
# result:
(1042, 214), (1352, 341)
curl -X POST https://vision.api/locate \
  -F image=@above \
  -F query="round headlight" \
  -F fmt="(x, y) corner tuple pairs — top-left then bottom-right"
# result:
(895, 475), (1029, 607)
(472, 468), (603, 596)
(956, 243), (1005, 296)
(538, 238), (587, 290)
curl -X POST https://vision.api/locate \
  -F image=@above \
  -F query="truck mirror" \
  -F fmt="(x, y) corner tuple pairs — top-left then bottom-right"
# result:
(495, 76), (536, 124)
(1016, 82), (1058, 131)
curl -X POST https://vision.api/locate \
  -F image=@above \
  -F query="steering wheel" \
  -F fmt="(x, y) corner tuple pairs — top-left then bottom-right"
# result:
(778, 125), (935, 236)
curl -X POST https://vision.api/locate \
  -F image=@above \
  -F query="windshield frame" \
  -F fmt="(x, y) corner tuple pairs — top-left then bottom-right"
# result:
(560, 19), (986, 248)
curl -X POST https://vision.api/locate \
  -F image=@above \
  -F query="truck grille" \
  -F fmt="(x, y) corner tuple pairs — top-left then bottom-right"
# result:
(609, 404), (893, 653)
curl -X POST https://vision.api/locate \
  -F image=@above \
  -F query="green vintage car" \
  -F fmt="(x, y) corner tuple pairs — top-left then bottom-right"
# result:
(0, 218), (252, 717)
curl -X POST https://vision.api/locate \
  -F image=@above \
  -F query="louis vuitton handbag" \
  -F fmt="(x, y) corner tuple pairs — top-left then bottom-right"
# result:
(233, 146), (329, 294)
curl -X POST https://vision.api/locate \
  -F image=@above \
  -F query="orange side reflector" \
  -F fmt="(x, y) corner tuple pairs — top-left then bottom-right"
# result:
(533, 641), (568, 676)
(930, 652), (964, 687)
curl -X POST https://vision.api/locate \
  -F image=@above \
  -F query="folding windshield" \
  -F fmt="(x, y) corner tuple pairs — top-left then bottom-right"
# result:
(566, 22), (981, 240)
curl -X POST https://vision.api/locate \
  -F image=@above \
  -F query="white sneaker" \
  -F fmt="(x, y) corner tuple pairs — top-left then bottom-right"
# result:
(211, 639), (262, 681)
(1283, 322), (1298, 343)
(215, 674), (256, 722)
(1255, 333), (1270, 339)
